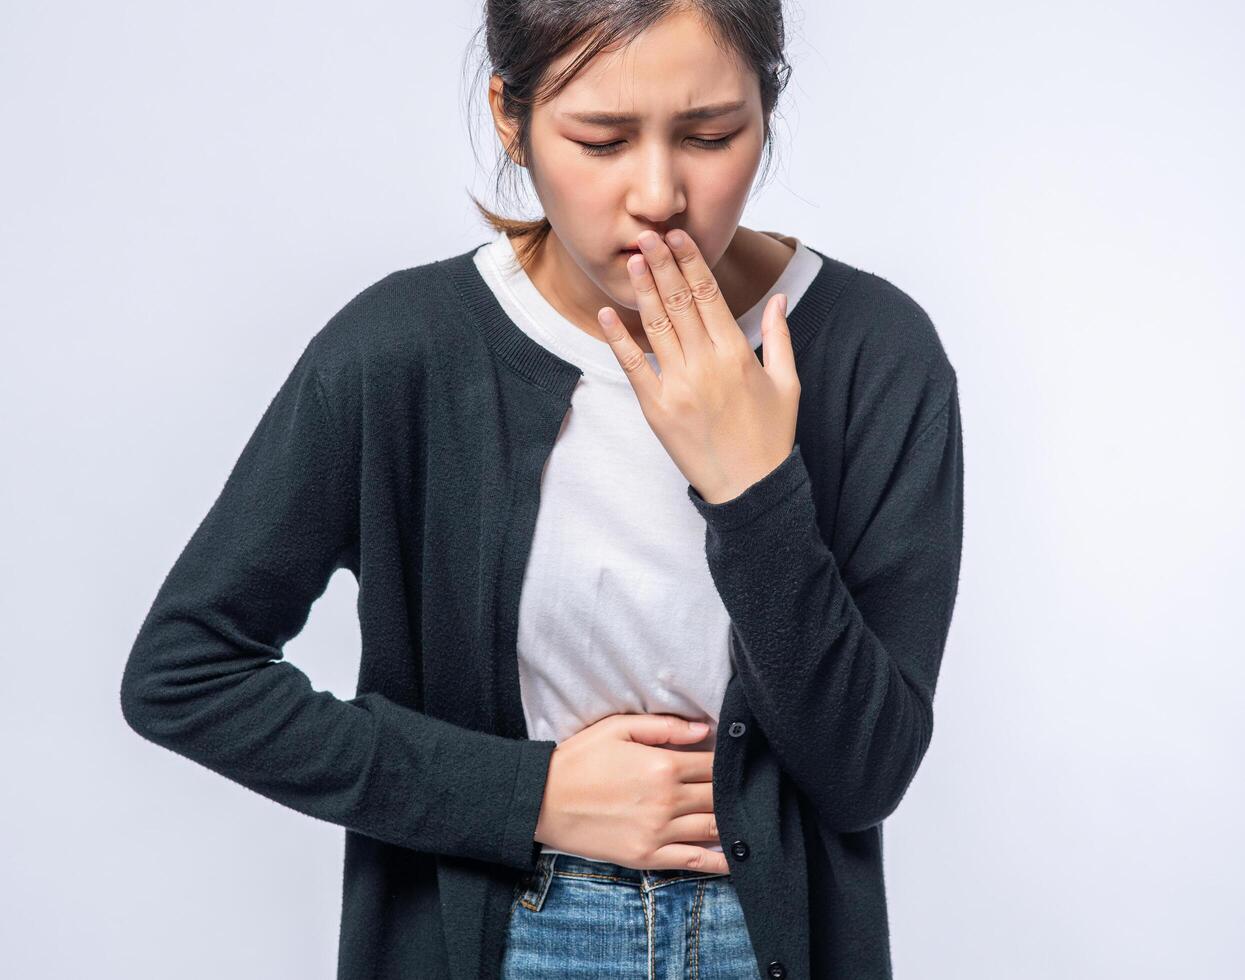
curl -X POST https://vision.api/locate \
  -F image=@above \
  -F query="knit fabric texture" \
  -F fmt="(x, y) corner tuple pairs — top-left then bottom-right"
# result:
(121, 241), (963, 980)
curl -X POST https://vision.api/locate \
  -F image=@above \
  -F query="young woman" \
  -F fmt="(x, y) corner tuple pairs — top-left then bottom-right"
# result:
(121, 2), (963, 979)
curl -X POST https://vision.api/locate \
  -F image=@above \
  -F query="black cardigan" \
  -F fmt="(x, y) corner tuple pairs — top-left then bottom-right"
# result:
(120, 242), (963, 980)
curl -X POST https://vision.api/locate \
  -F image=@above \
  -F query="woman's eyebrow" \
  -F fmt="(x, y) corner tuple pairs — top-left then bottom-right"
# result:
(560, 99), (747, 126)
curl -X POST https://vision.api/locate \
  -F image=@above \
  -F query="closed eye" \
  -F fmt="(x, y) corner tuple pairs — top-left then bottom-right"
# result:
(574, 134), (737, 158)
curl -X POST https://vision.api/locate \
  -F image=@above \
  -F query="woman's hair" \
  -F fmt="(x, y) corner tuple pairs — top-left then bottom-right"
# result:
(462, 0), (793, 269)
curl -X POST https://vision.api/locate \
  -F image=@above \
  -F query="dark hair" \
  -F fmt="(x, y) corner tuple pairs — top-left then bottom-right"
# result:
(461, 0), (793, 270)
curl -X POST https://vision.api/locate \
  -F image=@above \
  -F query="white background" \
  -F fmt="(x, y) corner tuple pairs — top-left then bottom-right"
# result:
(2, 1), (1242, 977)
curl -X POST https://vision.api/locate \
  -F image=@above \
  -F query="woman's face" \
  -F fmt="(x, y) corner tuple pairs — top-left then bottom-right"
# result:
(491, 9), (767, 330)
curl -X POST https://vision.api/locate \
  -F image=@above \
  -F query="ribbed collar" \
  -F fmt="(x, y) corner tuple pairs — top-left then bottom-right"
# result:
(440, 240), (857, 401)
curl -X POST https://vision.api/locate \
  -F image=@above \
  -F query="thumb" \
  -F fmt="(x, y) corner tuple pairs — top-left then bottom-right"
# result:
(620, 713), (711, 746)
(762, 292), (798, 384)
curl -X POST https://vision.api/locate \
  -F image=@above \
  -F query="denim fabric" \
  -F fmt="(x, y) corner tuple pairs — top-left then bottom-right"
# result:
(500, 852), (763, 978)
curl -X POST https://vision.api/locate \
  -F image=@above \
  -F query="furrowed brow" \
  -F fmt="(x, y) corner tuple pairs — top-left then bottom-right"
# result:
(562, 99), (747, 126)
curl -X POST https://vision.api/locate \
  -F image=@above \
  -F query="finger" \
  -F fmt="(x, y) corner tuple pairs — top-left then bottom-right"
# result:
(762, 292), (799, 385)
(635, 231), (713, 360)
(662, 811), (721, 848)
(644, 843), (731, 875)
(626, 250), (685, 374)
(671, 780), (716, 819)
(598, 305), (662, 404)
(618, 713), (710, 745)
(667, 748), (715, 784)
(663, 229), (747, 351)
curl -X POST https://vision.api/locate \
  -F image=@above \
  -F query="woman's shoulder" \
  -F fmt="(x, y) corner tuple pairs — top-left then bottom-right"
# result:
(804, 244), (956, 390)
(302, 248), (482, 381)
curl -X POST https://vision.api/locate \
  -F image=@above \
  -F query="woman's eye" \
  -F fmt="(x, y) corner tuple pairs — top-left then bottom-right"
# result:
(574, 135), (736, 158)
(575, 140), (625, 157)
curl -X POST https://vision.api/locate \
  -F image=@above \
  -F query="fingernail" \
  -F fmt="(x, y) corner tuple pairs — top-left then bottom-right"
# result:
(690, 722), (709, 734)
(778, 293), (788, 316)
(666, 230), (686, 248)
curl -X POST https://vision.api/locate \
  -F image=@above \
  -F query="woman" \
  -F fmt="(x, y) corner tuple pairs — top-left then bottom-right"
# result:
(121, 2), (963, 979)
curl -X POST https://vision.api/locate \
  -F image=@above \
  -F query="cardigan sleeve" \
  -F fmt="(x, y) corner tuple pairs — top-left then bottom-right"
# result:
(687, 378), (963, 834)
(120, 334), (555, 872)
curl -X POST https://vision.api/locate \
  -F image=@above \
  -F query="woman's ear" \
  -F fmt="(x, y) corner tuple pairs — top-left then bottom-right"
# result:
(487, 74), (525, 168)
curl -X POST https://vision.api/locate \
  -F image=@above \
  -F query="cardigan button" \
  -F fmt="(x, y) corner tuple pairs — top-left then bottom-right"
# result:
(766, 961), (787, 978)
(727, 721), (746, 737)
(730, 839), (749, 860)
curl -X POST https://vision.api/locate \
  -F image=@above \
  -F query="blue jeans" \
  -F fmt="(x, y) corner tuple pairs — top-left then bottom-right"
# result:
(500, 851), (763, 978)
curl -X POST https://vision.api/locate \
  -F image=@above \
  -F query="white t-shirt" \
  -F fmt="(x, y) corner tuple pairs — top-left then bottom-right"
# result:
(472, 228), (824, 858)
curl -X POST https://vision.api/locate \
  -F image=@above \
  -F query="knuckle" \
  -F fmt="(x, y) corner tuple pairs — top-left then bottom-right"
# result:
(690, 277), (720, 303)
(665, 286), (695, 313)
(650, 756), (676, 781)
(647, 310), (675, 337)
(618, 348), (648, 374)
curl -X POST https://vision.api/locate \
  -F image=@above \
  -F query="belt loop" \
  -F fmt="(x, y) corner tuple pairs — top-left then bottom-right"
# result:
(518, 851), (559, 912)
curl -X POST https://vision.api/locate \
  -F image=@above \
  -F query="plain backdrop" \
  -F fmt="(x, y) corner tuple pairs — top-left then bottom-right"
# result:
(2, 1), (1242, 977)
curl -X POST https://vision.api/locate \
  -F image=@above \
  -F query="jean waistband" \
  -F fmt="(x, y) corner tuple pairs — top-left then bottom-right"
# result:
(514, 851), (732, 914)
(536, 851), (730, 884)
